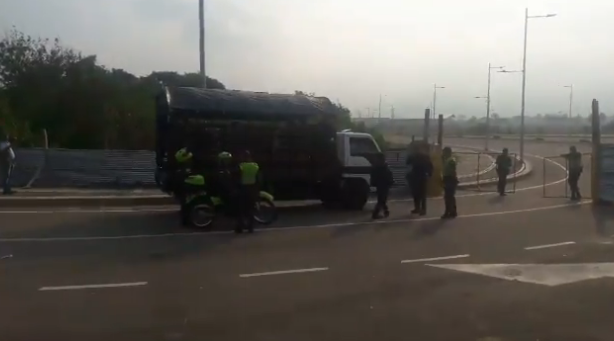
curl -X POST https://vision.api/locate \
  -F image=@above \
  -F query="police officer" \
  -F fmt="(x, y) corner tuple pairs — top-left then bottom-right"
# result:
(238, 150), (261, 233)
(441, 146), (459, 219)
(496, 148), (512, 196)
(214, 151), (245, 232)
(174, 147), (194, 225)
(0, 135), (16, 195)
(370, 152), (394, 219)
(406, 143), (433, 215)
(561, 146), (583, 200)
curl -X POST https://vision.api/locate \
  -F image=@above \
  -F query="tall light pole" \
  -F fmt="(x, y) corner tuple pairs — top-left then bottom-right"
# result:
(518, 8), (556, 161)
(199, 0), (206, 88)
(433, 84), (445, 120)
(481, 63), (505, 150)
(378, 94), (382, 123)
(564, 85), (573, 136)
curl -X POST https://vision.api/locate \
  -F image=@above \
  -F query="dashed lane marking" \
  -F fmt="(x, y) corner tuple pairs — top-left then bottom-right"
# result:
(401, 254), (470, 264)
(524, 241), (576, 250)
(239, 267), (329, 278)
(38, 282), (148, 291)
(0, 200), (591, 243)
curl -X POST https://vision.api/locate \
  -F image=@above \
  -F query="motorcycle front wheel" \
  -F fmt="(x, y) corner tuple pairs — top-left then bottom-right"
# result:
(253, 197), (277, 225)
(186, 197), (216, 229)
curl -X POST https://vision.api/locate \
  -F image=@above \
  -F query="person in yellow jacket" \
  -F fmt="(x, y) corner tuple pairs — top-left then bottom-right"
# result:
(441, 147), (459, 219)
(237, 150), (261, 233)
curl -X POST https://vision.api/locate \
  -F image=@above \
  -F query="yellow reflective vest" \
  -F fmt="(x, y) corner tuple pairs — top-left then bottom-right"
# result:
(239, 162), (260, 185)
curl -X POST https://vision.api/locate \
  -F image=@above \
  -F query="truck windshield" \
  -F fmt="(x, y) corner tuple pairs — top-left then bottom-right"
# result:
(349, 137), (379, 156)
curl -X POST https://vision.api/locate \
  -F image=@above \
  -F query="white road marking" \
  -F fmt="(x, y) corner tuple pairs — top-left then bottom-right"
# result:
(524, 241), (576, 250)
(401, 254), (470, 264)
(0, 200), (592, 243)
(239, 267), (329, 278)
(427, 263), (614, 286)
(38, 281), (148, 291)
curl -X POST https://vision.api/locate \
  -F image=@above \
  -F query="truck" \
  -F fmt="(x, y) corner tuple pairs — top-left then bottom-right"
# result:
(154, 86), (382, 210)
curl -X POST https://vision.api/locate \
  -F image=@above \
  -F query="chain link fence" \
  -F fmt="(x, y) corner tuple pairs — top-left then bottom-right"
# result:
(11, 148), (415, 189)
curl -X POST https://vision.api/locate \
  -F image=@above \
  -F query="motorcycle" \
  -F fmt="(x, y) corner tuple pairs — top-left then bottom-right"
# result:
(178, 174), (278, 228)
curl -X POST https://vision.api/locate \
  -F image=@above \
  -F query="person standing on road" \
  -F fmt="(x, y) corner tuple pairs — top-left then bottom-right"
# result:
(495, 148), (512, 196)
(561, 146), (583, 200)
(0, 135), (16, 195)
(215, 152), (244, 233)
(441, 146), (459, 219)
(238, 150), (260, 233)
(370, 152), (394, 219)
(406, 144), (433, 216)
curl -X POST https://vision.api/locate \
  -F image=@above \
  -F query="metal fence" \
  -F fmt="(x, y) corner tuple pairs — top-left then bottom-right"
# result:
(11, 148), (413, 189)
(12, 148), (157, 188)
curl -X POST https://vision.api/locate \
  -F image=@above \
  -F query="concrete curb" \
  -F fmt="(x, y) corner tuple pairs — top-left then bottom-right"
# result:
(0, 194), (325, 210)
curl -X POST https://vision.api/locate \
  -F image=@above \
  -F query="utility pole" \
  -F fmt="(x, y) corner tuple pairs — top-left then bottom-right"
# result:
(198, 0), (206, 88)
(391, 105), (395, 120)
(378, 94), (382, 123)
(519, 8), (556, 162)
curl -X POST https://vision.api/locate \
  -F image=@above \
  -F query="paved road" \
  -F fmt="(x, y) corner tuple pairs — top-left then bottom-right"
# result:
(0, 139), (608, 341)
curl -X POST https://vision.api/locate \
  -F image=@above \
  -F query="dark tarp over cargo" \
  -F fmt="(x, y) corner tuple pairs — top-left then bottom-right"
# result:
(163, 87), (340, 119)
(156, 86), (343, 200)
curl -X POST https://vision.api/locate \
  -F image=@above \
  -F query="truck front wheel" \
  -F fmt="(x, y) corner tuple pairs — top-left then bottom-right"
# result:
(341, 179), (370, 210)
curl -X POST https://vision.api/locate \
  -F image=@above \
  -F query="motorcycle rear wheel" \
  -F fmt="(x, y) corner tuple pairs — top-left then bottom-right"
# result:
(253, 197), (278, 225)
(187, 197), (216, 229)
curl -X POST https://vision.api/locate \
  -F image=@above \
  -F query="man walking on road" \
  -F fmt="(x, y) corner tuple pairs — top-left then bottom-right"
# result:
(441, 146), (459, 219)
(496, 148), (512, 196)
(406, 144), (433, 216)
(0, 135), (16, 195)
(561, 146), (583, 200)
(371, 152), (394, 219)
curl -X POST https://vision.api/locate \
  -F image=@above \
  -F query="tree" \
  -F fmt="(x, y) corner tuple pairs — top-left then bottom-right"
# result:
(0, 27), (225, 149)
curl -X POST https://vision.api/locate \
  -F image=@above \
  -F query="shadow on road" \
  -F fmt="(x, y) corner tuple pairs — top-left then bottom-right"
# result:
(412, 219), (451, 239)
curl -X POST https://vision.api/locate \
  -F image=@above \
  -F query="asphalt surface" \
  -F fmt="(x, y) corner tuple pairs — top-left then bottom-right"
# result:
(1, 139), (610, 341)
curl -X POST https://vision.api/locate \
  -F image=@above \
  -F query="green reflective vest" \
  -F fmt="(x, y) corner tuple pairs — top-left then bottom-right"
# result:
(239, 162), (259, 185)
(443, 157), (457, 177)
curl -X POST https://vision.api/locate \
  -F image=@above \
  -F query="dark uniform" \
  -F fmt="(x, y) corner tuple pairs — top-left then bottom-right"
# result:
(495, 148), (512, 196)
(0, 138), (15, 195)
(406, 149), (433, 215)
(238, 151), (261, 233)
(562, 146), (583, 200)
(213, 152), (244, 232)
(370, 153), (394, 219)
(441, 147), (459, 219)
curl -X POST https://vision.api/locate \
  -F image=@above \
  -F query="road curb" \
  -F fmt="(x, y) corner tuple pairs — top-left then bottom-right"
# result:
(0, 194), (323, 210)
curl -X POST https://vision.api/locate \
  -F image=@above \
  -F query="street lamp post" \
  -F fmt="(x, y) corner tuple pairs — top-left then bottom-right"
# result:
(518, 8), (557, 162)
(564, 85), (573, 136)
(481, 63), (505, 150)
(433, 84), (445, 120)
(199, 0), (206, 88)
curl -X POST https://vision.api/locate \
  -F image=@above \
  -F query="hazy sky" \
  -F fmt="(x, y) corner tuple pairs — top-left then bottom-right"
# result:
(2, 0), (614, 118)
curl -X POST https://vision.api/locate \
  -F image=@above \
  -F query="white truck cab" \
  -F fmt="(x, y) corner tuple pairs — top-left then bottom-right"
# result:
(319, 129), (382, 210)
